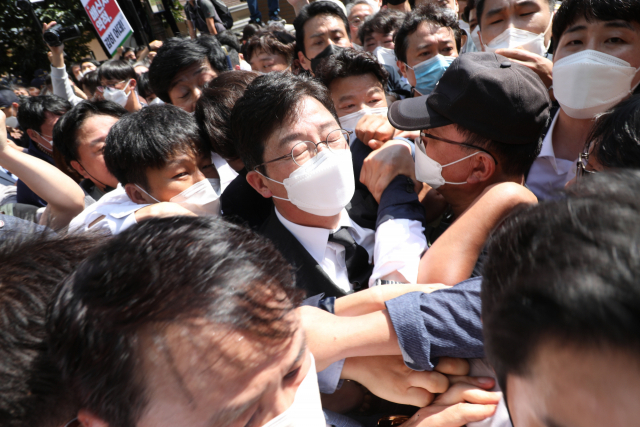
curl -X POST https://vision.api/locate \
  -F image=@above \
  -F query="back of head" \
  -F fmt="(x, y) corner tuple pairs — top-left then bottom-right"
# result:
(149, 38), (211, 103)
(16, 95), (71, 133)
(314, 47), (389, 89)
(195, 34), (230, 73)
(47, 216), (302, 427)
(231, 72), (338, 171)
(103, 104), (206, 190)
(587, 95), (640, 169)
(294, 1), (349, 56)
(53, 99), (128, 168)
(195, 70), (259, 160)
(135, 72), (154, 100)
(98, 59), (137, 83)
(217, 30), (242, 53)
(0, 233), (100, 427)
(358, 8), (406, 45)
(482, 170), (640, 386)
(81, 70), (101, 97)
(394, 4), (461, 63)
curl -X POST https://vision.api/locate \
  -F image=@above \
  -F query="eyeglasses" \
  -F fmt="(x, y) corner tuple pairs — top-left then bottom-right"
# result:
(96, 80), (127, 92)
(576, 151), (597, 182)
(254, 129), (352, 171)
(349, 17), (365, 27)
(420, 131), (498, 165)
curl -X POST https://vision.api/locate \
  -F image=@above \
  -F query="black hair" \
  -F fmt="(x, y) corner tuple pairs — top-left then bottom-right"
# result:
(242, 22), (262, 42)
(314, 47), (389, 90)
(195, 70), (259, 160)
(461, 0), (475, 23)
(455, 124), (542, 177)
(53, 99), (127, 170)
(103, 104), (208, 190)
(195, 34), (231, 72)
(80, 57), (100, 67)
(477, 0), (555, 29)
(0, 232), (101, 427)
(231, 72), (338, 172)
(16, 95), (71, 133)
(98, 59), (137, 83)
(80, 70), (101, 97)
(217, 29), (242, 53)
(244, 30), (296, 64)
(482, 170), (640, 389)
(149, 38), (220, 103)
(587, 95), (640, 169)
(135, 72), (155, 100)
(48, 216), (303, 427)
(294, 1), (349, 56)
(358, 9), (406, 46)
(394, 4), (461, 64)
(551, 0), (640, 50)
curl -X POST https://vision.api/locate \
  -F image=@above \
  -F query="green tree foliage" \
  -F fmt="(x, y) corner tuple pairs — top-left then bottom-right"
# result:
(0, 0), (96, 84)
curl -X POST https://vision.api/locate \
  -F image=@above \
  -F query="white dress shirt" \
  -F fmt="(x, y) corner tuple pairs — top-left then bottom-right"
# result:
(526, 111), (577, 200)
(275, 208), (427, 292)
(211, 152), (238, 192)
(69, 184), (148, 235)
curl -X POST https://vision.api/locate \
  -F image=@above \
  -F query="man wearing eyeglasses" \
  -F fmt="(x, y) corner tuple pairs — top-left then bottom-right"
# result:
(387, 52), (549, 284)
(346, 0), (376, 49)
(232, 72), (427, 298)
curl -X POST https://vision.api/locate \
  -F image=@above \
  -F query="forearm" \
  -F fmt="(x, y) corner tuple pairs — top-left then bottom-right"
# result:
(334, 283), (448, 317)
(206, 18), (218, 35)
(418, 183), (537, 285)
(301, 306), (401, 371)
(0, 147), (85, 215)
(50, 65), (83, 106)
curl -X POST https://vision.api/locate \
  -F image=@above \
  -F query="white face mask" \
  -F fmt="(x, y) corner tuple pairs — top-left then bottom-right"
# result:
(553, 50), (640, 119)
(339, 107), (388, 145)
(5, 116), (18, 128)
(470, 26), (481, 49)
(103, 79), (132, 107)
(260, 354), (326, 427)
(414, 137), (480, 189)
(261, 148), (355, 217)
(136, 178), (221, 216)
(373, 46), (400, 74)
(483, 21), (552, 57)
(459, 20), (470, 34)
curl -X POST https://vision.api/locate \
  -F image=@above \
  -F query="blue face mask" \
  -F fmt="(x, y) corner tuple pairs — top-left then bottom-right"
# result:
(407, 54), (456, 95)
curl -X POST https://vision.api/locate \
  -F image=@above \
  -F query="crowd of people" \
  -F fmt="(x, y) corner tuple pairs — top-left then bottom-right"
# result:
(1, 0), (640, 425)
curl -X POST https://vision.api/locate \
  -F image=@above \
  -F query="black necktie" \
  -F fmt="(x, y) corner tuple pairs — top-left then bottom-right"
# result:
(328, 227), (373, 292)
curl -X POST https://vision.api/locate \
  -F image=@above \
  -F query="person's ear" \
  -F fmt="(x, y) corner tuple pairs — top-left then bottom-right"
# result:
(125, 183), (153, 204)
(466, 152), (495, 184)
(77, 409), (110, 427)
(461, 33), (468, 49)
(26, 128), (39, 141)
(246, 170), (274, 199)
(298, 50), (311, 71)
(11, 102), (19, 112)
(70, 160), (91, 180)
(127, 79), (137, 92)
(397, 60), (408, 79)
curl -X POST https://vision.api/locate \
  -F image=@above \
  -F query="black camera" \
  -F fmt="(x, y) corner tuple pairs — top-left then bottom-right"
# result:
(43, 24), (81, 47)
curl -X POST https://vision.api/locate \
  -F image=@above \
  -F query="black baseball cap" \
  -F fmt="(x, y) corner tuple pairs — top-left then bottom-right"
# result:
(388, 52), (551, 145)
(0, 89), (19, 109)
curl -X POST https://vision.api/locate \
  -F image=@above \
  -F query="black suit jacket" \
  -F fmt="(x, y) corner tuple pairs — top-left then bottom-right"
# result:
(259, 209), (348, 298)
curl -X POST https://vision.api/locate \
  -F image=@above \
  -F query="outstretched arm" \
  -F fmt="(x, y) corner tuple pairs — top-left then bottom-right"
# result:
(0, 112), (85, 229)
(418, 182), (537, 286)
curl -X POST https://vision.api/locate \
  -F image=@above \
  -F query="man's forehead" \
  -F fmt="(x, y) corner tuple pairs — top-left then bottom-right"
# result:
(305, 14), (347, 36)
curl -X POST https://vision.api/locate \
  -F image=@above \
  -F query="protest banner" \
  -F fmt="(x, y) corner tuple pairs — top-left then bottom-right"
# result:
(81, 0), (133, 56)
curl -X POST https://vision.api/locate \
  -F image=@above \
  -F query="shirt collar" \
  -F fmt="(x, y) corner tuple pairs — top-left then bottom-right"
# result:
(275, 208), (353, 265)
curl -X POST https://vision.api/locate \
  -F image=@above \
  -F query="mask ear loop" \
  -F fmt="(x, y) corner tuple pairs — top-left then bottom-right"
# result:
(135, 184), (161, 203)
(255, 170), (290, 201)
(440, 151), (483, 185)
